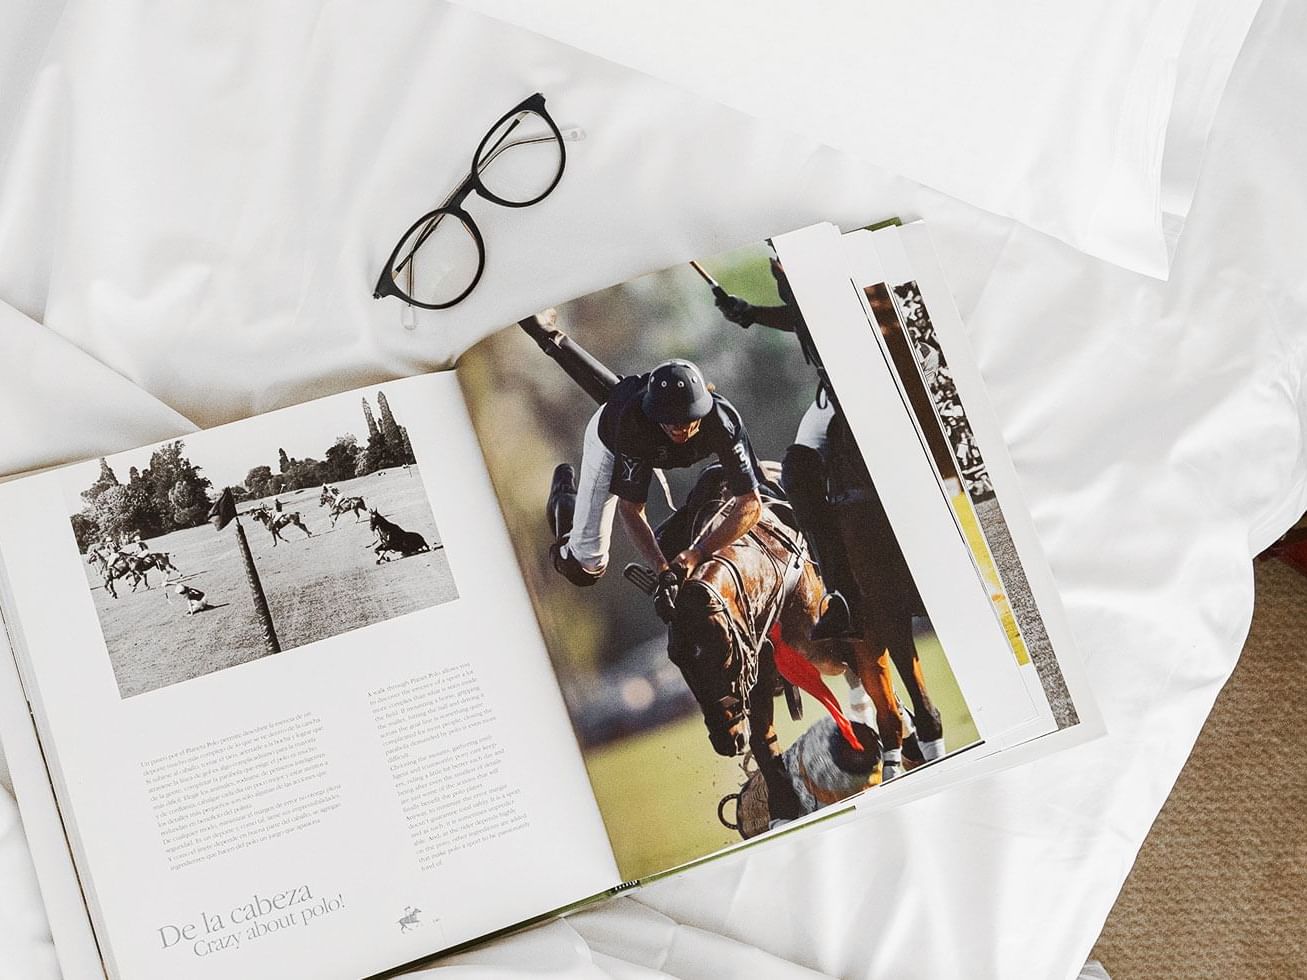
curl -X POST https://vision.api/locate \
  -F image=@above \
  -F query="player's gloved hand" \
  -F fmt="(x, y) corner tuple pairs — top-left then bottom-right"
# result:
(653, 568), (681, 623)
(714, 292), (756, 328)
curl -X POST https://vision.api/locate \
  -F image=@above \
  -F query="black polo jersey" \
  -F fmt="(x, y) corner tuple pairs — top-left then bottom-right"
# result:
(597, 374), (764, 504)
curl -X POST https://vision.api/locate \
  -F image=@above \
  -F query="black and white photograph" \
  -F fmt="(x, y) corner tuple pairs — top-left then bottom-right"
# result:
(63, 387), (458, 698)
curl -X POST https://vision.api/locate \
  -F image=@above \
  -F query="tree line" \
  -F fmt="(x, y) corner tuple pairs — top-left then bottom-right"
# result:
(243, 392), (416, 499)
(71, 392), (416, 554)
(71, 441), (213, 553)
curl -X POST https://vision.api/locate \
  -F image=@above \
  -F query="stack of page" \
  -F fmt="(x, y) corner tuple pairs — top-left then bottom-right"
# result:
(0, 221), (1101, 979)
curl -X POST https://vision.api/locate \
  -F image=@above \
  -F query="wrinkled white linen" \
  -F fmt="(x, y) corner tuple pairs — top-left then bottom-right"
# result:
(452, 0), (1262, 282)
(1, 1), (1305, 979)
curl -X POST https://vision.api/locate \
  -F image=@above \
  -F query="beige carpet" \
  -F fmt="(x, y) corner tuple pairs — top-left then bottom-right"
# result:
(1091, 557), (1307, 979)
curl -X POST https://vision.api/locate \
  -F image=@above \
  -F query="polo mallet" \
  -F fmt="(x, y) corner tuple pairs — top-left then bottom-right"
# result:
(689, 260), (727, 301)
(692, 259), (757, 329)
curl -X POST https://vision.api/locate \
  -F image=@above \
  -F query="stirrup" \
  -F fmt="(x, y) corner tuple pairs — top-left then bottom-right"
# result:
(810, 591), (856, 641)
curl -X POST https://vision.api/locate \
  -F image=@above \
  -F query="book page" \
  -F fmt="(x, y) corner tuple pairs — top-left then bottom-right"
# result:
(456, 230), (1067, 882)
(879, 221), (1102, 741)
(0, 373), (617, 979)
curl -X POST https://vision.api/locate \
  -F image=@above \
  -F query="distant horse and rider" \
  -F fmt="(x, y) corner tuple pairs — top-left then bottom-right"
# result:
(87, 546), (179, 598)
(250, 504), (313, 545)
(320, 485), (368, 526)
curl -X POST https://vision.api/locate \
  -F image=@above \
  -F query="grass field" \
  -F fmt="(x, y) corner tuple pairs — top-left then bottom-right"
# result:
(82, 469), (457, 699)
(586, 626), (979, 881)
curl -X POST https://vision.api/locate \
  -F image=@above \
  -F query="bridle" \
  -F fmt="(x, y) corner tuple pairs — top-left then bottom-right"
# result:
(678, 501), (809, 750)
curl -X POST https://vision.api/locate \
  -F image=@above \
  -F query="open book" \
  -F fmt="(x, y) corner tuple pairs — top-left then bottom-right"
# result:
(0, 221), (1101, 979)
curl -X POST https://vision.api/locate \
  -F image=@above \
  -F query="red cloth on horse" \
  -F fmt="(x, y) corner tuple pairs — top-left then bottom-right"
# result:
(768, 624), (863, 752)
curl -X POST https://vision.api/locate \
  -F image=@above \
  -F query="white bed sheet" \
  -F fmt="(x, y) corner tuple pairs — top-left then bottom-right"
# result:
(452, 0), (1263, 282)
(0, 1), (1304, 978)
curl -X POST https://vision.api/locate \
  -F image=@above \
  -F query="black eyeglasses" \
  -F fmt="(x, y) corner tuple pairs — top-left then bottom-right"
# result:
(373, 93), (580, 321)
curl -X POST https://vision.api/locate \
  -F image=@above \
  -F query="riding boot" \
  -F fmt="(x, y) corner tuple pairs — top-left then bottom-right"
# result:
(781, 444), (860, 640)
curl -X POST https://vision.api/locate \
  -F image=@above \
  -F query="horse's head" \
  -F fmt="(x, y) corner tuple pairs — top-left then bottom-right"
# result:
(667, 576), (756, 758)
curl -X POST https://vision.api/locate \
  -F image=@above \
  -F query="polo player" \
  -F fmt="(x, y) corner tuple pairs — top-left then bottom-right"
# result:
(550, 359), (769, 593)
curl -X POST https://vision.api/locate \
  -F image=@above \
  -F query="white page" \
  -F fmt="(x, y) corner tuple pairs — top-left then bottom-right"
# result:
(450, 0), (1262, 279)
(887, 221), (1103, 740)
(0, 373), (617, 979)
(773, 225), (1044, 743)
(842, 228), (1060, 748)
(751, 224), (1103, 822)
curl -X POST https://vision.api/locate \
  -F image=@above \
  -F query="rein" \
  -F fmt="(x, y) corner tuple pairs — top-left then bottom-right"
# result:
(686, 506), (810, 730)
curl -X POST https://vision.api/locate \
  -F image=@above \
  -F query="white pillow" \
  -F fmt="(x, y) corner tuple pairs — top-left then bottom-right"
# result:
(452, 0), (1262, 280)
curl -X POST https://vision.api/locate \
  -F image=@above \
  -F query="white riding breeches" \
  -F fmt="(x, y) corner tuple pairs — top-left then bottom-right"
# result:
(795, 397), (835, 457)
(560, 408), (618, 573)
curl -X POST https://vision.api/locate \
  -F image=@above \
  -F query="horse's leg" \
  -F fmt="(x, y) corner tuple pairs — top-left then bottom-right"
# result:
(843, 669), (877, 728)
(884, 616), (945, 760)
(847, 640), (906, 779)
(750, 654), (803, 824)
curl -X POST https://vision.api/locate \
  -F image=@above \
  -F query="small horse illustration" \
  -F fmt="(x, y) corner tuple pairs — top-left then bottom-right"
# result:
(369, 510), (429, 563)
(398, 906), (421, 933)
(250, 506), (313, 545)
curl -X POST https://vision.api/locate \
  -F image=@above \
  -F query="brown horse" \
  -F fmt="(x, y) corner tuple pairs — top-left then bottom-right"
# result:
(659, 465), (913, 820)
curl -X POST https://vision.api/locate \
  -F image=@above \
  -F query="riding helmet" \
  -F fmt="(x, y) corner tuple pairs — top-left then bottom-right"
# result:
(641, 359), (714, 424)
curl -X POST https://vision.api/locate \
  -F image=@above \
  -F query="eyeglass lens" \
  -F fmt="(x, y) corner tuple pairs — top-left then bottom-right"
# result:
(474, 106), (565, 205)
(392, 211), (482, 310)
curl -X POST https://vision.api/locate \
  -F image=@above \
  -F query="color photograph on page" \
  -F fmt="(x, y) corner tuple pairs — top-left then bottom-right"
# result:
(458, 238), (984, 880)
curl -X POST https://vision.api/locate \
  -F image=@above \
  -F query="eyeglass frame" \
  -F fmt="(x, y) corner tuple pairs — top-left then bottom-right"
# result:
(373, 92), (567, 311)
